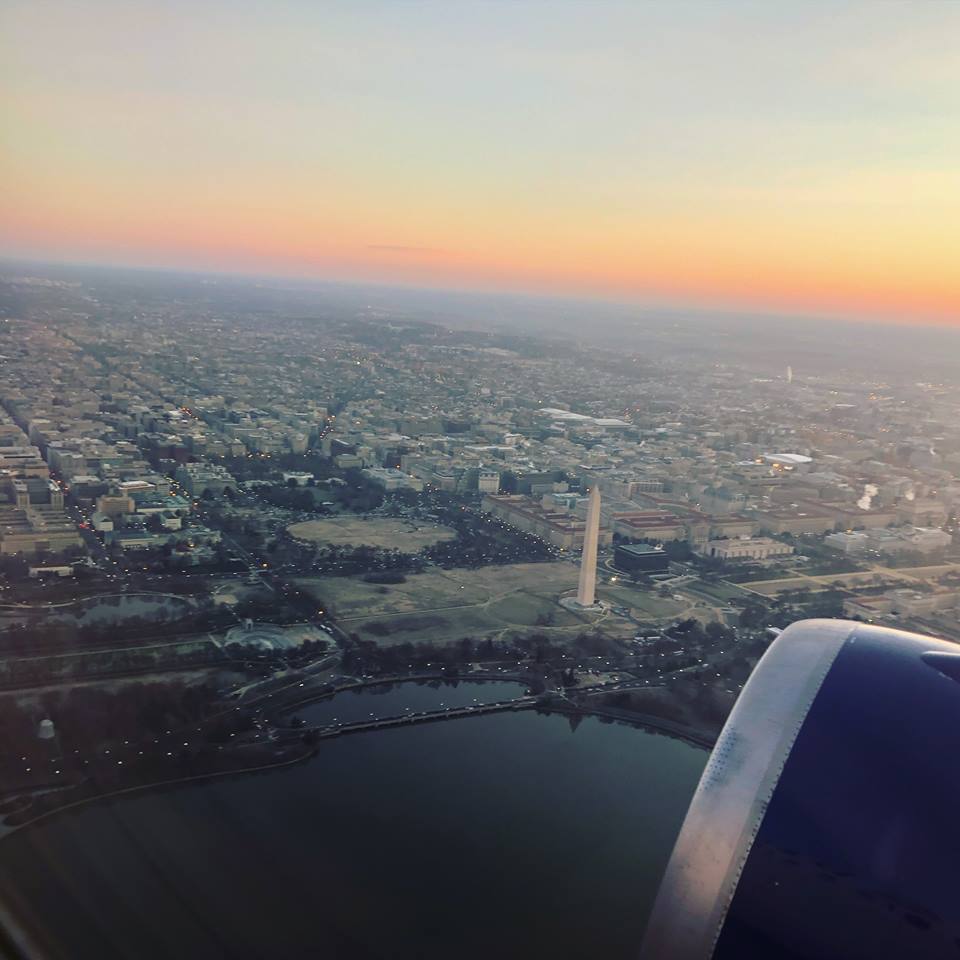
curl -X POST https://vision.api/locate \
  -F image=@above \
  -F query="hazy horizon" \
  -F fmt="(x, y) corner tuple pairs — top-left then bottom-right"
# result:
(3, 1), (958, 327)
(8, 256), (960, 387)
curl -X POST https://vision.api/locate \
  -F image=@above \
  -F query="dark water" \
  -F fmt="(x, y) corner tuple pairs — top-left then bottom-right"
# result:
(62, 594), (195, 626)
(0, 594), (195, 628)
(0, 686), (706, 960)
(292, 679), (527, 726)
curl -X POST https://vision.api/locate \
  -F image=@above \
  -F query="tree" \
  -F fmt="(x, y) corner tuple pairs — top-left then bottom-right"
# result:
(739, 602), (768, 630)
(705, 621), (732, 644)
(663, 540), (693, 562)
(500, 471), (518, 494)
(0, 555), (29, 581)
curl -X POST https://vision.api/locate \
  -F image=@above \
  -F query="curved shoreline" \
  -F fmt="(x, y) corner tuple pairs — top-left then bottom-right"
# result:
(541, 702), (717, 749)
(0, 748), (315, 838)
(0, 702), (712, 838)
(0, 591), (199, 612)
(271, 671), (527, 714)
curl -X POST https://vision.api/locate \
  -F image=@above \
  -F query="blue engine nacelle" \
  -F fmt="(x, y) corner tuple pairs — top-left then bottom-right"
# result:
(641, 619), (960, 960)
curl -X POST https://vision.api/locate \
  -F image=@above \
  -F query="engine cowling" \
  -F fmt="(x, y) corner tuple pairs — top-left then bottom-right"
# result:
(641, 619), (960, 960)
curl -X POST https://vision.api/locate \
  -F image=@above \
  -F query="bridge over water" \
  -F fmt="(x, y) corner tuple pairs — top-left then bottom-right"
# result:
(305, 696), (539, 739)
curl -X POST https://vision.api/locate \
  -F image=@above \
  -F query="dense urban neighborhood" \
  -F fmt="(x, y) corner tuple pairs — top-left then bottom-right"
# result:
(1, 267), (960, 822)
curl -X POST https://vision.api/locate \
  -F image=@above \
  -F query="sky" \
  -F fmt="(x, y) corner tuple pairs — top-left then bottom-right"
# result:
(2, 1), (958, 325)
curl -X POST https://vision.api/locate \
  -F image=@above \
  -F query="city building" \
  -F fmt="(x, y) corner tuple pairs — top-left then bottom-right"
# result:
(362, 467), (424, 492)
(753, 506), (836, 536)
(28, 565), (74, 578)
(826, 526), (953, 557)
(844, 588), (960, 620)
(700, 537), (794, 562)
(90, 511), (114, 532)
(610, 511), (687, 541)
(613, 543), (671, 576)
(481, 494), (612, 551)
(0, 446), (50, 478)
(477, 468), (501, 494)
(0, 505), (83, 556)
(824, 531), (870, 554)
(96, 494), (136, 518)
(280, 471), (312, 486)
(175, 462), (236, 498)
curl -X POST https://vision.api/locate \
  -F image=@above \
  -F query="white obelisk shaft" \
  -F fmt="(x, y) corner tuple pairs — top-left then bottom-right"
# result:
(577, 485), (601, 606)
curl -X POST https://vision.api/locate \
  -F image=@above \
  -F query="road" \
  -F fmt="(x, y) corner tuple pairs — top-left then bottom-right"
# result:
(301, 696), (538, 739)
(65, 500), (110, 565)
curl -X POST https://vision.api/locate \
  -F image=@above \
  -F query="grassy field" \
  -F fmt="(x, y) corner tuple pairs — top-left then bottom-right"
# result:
(297, 562), (690, 646)
(596, 583), (688, 619)
(884, 562), (960, 579)
(287, 516), (456, 551)
(299, 571), (491, 619)
(733, 559), (960, 599)
(740, 570), (894, 596)
(681, 580), (752, 604)
(298, 563), (595, 645)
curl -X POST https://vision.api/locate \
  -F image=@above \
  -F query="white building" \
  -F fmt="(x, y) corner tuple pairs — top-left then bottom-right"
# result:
(828, 526), (952, 557)
(477, 469), (501, 494)
(362, 467), (423, 492)
(905, 527), (953, 554)
(702, 537), (794, 561)
(28, 565), (73, 578)
(282, 471), (314, 486)
(825, 531), (870, 554)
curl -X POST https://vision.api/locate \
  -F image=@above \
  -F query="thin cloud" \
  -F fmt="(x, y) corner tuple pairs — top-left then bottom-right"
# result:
(367, 244), (439, 253)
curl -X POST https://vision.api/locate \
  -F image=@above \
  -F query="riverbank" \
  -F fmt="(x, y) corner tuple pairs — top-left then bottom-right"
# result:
(0, 707), (708, 960)
(541, 702), (717, 749)
(0, 693), (713, 837)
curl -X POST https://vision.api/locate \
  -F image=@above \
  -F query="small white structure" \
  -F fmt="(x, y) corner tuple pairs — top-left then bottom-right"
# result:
(28, 565), (73, 578)
(37, 718), (56, 740)
(762, 452), (812, 470)
(282, 472), (314, 486)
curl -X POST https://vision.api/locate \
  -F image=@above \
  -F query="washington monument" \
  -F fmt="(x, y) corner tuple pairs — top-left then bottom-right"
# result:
(576, 485), (601, 606)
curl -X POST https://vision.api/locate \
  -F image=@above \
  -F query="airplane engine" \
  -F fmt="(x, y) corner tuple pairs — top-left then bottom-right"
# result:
(641, 619), (960, 960)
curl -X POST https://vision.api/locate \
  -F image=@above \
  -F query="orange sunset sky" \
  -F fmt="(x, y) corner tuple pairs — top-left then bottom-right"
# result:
(2, 1), (958, 324)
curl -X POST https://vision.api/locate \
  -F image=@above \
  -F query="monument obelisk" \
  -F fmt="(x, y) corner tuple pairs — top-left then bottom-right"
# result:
(576, 485), (601, 606)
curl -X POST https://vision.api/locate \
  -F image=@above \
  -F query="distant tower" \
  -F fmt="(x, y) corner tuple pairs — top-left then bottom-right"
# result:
(786, 365), (793, 383)
(576, 486), (601, 606)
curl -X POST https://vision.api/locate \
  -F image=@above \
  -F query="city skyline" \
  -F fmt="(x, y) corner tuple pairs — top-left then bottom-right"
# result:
(2, 4), (959, 953)
(2, 252), (959, 958)
(2, 1), (958, 327)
